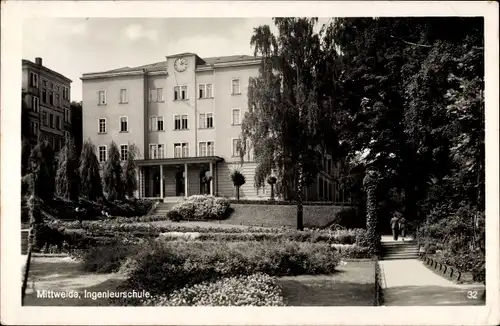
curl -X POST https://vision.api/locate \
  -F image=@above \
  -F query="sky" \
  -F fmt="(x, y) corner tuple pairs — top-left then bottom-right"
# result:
(22, 18), (327, 102)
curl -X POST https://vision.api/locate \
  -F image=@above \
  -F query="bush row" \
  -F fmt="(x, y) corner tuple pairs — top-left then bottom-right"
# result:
(84, 240), (339, 295)
(167, 195), (231, 221)
(158, 229), (369, 246)
(230, 199), (355, 206)
(139, 273), (284, 306)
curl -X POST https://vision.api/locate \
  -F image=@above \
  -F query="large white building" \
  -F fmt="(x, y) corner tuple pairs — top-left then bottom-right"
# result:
(81, 53), (340, 201)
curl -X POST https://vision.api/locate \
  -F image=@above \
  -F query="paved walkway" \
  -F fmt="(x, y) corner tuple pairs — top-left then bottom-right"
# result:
(379, 259), (485, 305)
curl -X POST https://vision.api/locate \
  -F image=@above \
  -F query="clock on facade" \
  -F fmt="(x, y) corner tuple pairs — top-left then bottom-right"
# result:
(174, 58), (188, 72)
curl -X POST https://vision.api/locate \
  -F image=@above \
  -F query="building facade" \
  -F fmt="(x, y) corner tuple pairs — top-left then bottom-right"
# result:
(22, 57), (72, 151)
(81, 53), (340, 201)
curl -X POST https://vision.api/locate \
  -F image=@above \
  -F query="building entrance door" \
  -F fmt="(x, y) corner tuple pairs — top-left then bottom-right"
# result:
(175, 171), (184, 196)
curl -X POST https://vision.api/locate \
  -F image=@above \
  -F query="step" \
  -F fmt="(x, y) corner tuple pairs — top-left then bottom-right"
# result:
(382, 254), (419, 259)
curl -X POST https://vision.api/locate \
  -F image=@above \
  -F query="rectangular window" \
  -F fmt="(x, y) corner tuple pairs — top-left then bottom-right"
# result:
(56, 86), (60, 93)
(199, 113), (206, 129)
(174, 86), (179, 101)
(199, 142), (207, 157)
(120, 116), (128, 132)
(42, 112), (48, 126)
(149, 144), (157, 159)
(30, 72), (38, 88)
(63, 87), (69, 100)
(42, 89), (47, 103)
(206, 84), (213, 98)
(49, 114), (54, 128)
(199, 113), (214, 129)
(120, 89), (128, 103)
(174, 115), (181, 130)
(98, 90), (106, 105)
(55, 94), (60, 107)
(181, 86), (188, 100)
(64, 108), (70, 122)
(157, 88), (164, 102)
(30, 121), (39, 136)
(207, 141), (214, 156)
(232, 138), (241, 157)
(181, 114), (188, 129)
(149, 116), (157, 131)
(43, 80), (48, 87)
(149, 88), (157, 103)
(158, 144), (164, 159)
(56, 116), (61, 130)
(174, 115), (188, 130)
(231, 78), (241, 95)
(32, 96), (39, 113)
(97, 90), (106, 105)
(98, 118), (106, 133)
(232, 108), (241, 125)
(174, 143), (188, 158)
(199, 141), (214, 157)
(198, 83), (213, 99)
(49, 92), (54, 105)
(98, 146), (107, 163)
(157, 116), (164, 131)
(120, 145), (128, 161)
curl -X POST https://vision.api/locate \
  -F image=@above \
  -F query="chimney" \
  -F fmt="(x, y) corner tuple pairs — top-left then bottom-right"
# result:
(35, 57), (42, 66)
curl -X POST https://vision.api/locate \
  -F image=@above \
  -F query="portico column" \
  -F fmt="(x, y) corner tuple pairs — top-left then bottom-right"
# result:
(184, 163), (188, 197)
(209, 161), (213, 195)
(160, 164), (164, 199)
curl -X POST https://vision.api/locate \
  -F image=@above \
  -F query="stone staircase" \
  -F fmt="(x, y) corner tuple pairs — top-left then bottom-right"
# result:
(151, 202), (178, 216)
(21, 229), (29, 255)
(381, 240), (419, 260)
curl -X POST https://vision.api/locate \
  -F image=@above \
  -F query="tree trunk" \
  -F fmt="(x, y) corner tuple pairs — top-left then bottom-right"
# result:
(270, 184), (275, 201)
(236, 186), (240, 200)
(296, 159), (304, 231)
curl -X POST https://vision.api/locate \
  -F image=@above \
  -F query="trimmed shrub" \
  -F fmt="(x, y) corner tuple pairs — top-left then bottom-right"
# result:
(169, 195), (231, 221)
(122, 240), (340, 295)
(141, 273), (284, 306)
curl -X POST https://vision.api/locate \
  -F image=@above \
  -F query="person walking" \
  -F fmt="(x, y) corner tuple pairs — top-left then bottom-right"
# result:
(390, 213), (401, 241)
(399, 216), (407, 241)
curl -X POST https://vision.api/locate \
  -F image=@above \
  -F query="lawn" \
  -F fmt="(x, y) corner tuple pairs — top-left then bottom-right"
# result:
(278, 260), (375, 306)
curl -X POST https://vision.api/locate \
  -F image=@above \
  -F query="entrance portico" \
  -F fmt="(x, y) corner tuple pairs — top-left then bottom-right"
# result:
(136, 156), (223, 200)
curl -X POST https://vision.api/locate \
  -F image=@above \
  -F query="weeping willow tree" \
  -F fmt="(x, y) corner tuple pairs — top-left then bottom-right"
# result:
(241, 18), (338, 230)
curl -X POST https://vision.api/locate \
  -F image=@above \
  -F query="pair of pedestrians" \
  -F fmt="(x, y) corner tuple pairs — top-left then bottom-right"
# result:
(390, 213), (406, 241)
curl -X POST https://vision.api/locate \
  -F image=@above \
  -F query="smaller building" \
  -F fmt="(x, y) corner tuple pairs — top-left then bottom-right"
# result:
(22, 57), (72, 151)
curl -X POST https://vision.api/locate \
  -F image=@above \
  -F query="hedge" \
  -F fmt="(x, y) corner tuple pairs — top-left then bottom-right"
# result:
(119, 240), (341, 296)
(167, 195), (231, 221)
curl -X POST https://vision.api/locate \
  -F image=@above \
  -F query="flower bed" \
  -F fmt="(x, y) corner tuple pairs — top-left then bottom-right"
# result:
(167, 195), (231, 221)
(158, 229), (368, 246)
(115, 239), (340, 295)
(140, 273), (284, 306)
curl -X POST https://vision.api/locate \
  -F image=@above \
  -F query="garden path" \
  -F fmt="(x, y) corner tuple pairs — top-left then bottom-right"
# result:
(379, 259), (485, 305)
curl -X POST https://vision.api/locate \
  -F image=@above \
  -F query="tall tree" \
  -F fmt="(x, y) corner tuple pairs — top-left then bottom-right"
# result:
(79, 139), (103, 201)
(55, 135), (80, 201)
(28, 140), (55, 201)
(331, 17), (484, 224)
(103, 141), (124, 201)
(242, 18), (328, 230)
(70, 101), (83, 155)
(122, 143), (138, 198)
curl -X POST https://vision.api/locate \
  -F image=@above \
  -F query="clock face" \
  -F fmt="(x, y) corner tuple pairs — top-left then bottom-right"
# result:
(174, 58), (188, 72)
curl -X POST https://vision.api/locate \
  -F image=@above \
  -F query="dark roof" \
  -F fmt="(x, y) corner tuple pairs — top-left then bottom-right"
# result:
(97, 54), (261, 74)
(22, 59), (72, 83)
